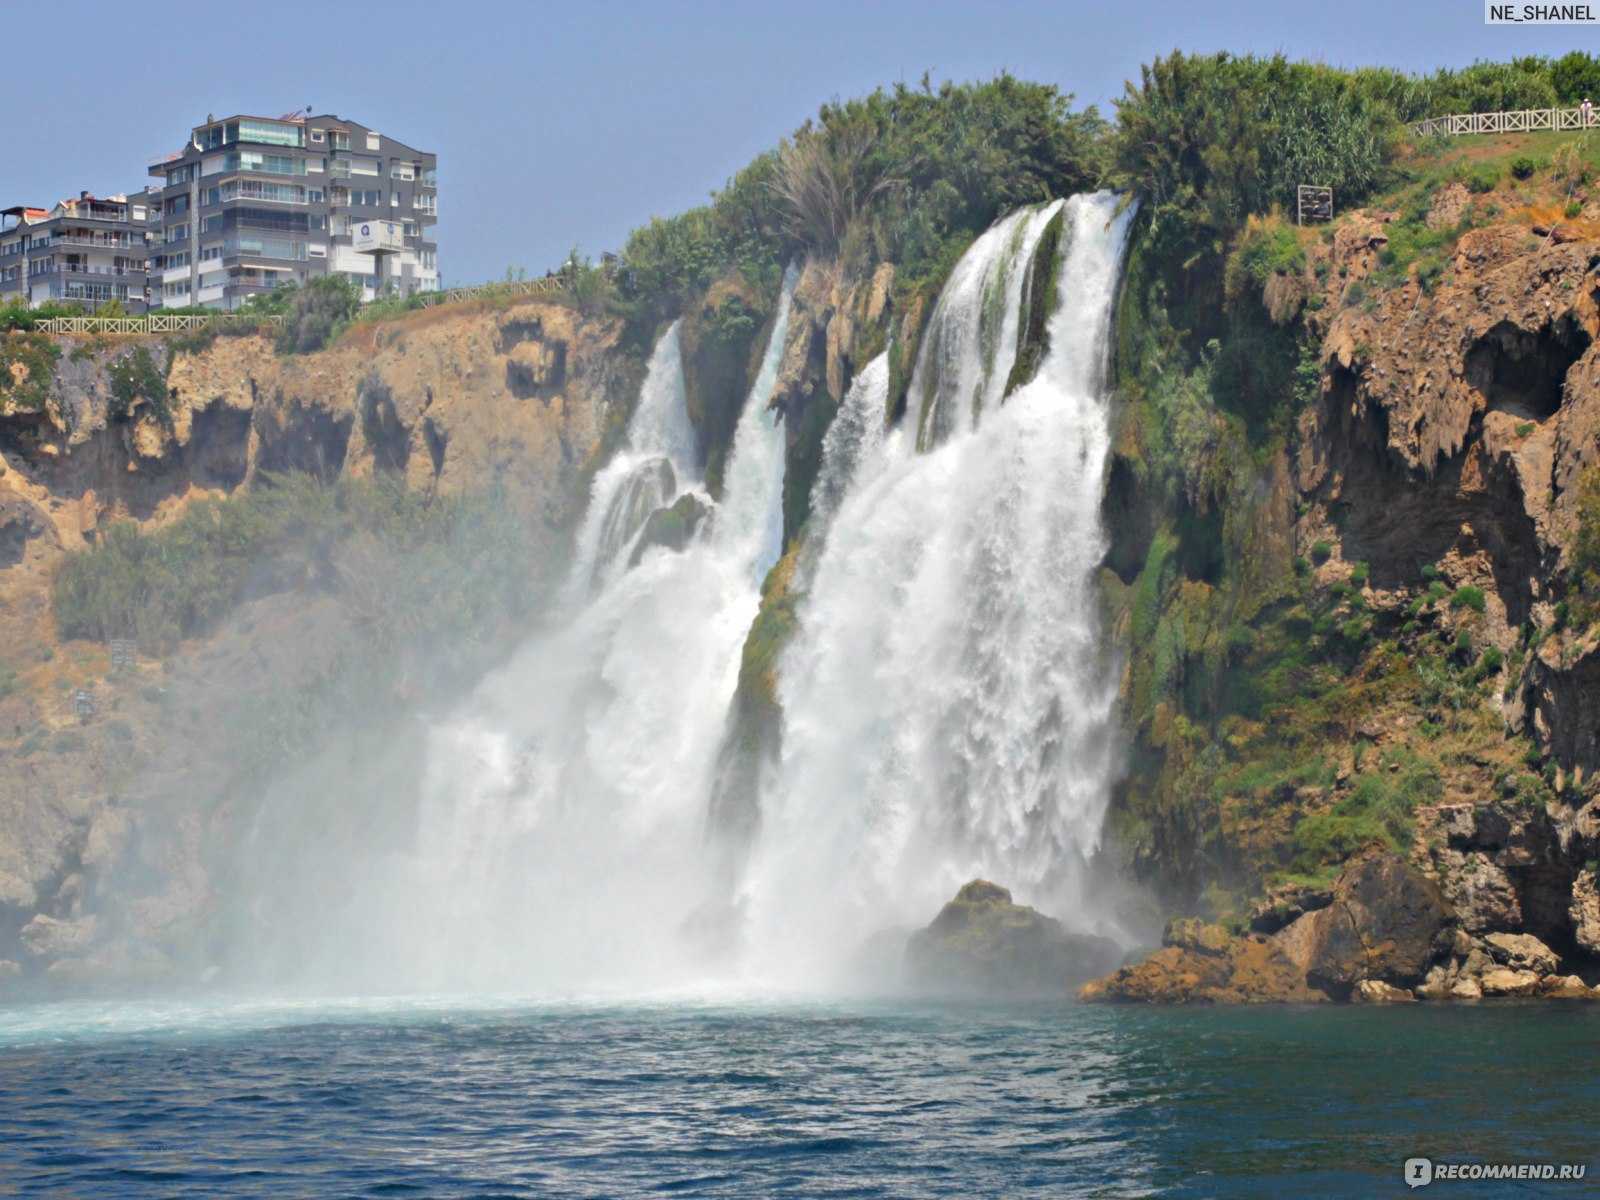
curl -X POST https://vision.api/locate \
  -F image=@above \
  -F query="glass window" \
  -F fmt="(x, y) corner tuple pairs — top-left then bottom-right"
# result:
(239, 119), (303, 148)
(310, 128), (325, 143)
(366, 132), (381, 150)
(331, 131), (350, 150)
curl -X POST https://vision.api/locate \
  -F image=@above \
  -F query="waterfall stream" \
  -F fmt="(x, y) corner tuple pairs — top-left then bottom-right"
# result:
(391, 267), (800, 990)
(739, 193), (1135, 984)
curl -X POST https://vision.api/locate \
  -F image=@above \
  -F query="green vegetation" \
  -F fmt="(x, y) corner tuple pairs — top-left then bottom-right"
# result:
(267, 276), (363, 353)
(0, 333), (59, 414)
(1290, 749), (1442, 873)
(622, 74), (1104, 331)
(107, 346), (169, 424)
(1450, 585), (1487, 613)
(0, 299), (91, 332)
(52, 472), (529, 653)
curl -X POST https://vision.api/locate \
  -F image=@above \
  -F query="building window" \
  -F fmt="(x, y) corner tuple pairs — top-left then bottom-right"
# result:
(222, 151), (306, 177)
(366, 132), (381, 151)
(331, 131), (350, 150)
(239, 120), (303, 148)
(390, 161), (415, 181)
(310, 128), (325, 143)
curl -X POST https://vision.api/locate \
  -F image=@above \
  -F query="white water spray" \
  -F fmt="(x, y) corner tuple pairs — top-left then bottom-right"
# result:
(740, 194), (1136, 984)
(382, 269), (799, 990)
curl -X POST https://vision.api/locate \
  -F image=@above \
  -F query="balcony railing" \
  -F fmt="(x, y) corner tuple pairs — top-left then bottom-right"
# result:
(57, 264), (148, 277)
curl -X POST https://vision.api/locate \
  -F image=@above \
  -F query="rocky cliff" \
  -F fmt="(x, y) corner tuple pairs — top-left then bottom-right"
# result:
(0, 299), (644, 982)
(1100, 141), (1600, 998)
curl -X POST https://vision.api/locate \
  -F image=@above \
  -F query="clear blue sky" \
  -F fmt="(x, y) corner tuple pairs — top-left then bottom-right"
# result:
(1, 0), (1591, 285)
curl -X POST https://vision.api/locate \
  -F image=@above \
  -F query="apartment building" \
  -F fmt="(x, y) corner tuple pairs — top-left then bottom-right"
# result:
(0, 192), (154, 312)
(146, 111), (438, 310)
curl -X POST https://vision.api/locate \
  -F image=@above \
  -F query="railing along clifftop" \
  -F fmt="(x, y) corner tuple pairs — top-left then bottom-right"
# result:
(1411, 106), (1598, 138)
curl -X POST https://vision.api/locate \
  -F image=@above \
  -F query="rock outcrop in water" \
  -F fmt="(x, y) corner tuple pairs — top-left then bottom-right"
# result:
(906, 880), (1121, 995)
(1082, 848), (1600, 1003)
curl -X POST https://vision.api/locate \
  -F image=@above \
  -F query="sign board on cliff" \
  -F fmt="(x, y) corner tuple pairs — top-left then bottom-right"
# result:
(353, 220), (403, 254)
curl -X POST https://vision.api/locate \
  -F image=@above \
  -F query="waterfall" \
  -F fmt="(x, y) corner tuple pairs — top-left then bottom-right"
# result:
(564, 322), (696, 597)
(739, 193), (1136, 984)
(910, 201), (1063, 450)
(381, 269), (799, 991)
(807, 352), (888, 546)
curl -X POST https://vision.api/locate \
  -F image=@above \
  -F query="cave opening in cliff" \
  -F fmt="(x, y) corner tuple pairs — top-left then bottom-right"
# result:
(1466, 317), (1592, 422)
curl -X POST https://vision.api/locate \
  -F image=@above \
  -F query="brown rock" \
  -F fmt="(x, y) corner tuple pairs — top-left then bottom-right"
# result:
(1249, 882), (1333, 934)
(1354, 980), (1416, 1003)
(1162, 917), (1233, 956)
(1483, 931), (1560, 975)
(1571, 871), (1600, 955)
(1479, 967), (1541, 997)
(1079, 933), (1324, 1005)
(1539, 974), (1599, 999)
(1305, 847), (1455, 995)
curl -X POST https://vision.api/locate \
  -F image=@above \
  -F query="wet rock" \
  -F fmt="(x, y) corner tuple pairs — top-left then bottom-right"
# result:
(628, 493), (710, 566)
(1450, 976), (1484, 1000)
(906, 880), (1122, 995)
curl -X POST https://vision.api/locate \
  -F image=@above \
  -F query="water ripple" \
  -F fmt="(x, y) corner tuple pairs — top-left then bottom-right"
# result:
(0, 997), (1594, 1197)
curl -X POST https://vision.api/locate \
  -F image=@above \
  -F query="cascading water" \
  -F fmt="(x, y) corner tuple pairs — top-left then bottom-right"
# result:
(386, 267), (799, 991)
(739, 193), (1136, 985)
(563, 322), (697, 598)
(218, 189), (1134, 997)
(911, 202), (1063, 450)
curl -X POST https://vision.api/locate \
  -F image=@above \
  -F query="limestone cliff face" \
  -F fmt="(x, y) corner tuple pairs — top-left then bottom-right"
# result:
(0, 300), (641, 979)
(1295, 217), (1600, 770)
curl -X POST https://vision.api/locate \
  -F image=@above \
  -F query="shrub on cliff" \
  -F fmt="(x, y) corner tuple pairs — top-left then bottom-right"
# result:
(1112, 53), (1399, 268)
(275, 276), (361, 354)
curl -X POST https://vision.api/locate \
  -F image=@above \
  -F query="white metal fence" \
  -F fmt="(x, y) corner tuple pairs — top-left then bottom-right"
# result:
(415, 276), (566, 309)
(1411, 106), (1598, 138)
(30, 314), (286, 335)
